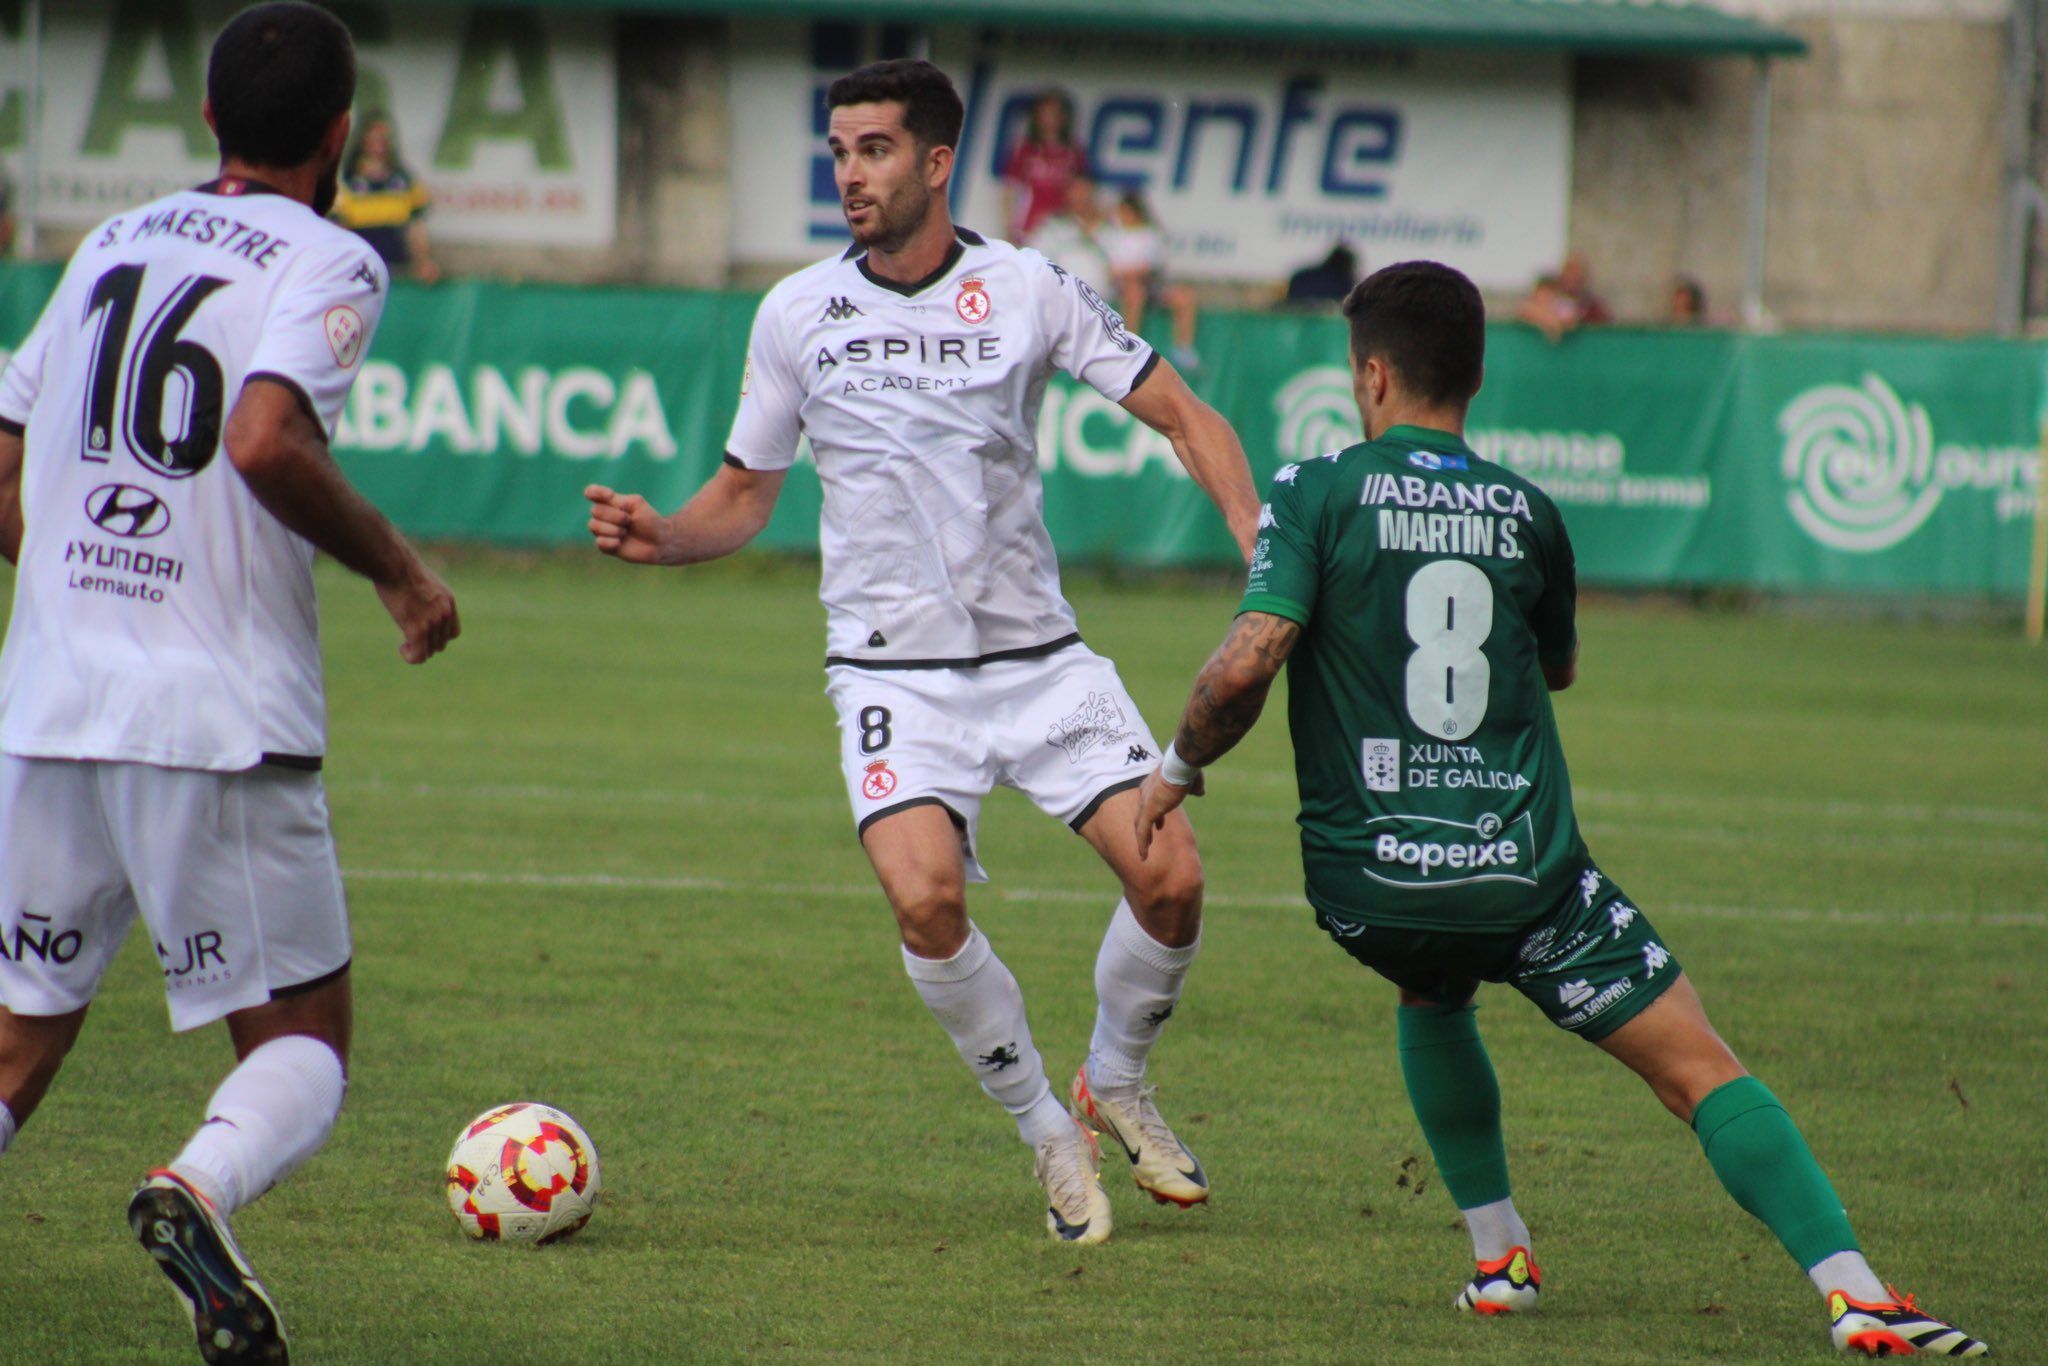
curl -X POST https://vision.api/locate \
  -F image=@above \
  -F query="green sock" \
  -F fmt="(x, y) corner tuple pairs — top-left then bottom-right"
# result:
(1397, 1002), (1510, 1208)
(1692, 1076), (1860, 1268)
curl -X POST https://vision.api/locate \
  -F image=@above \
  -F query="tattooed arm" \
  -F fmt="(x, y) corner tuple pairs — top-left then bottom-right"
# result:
(1134, 610), (1303, 857)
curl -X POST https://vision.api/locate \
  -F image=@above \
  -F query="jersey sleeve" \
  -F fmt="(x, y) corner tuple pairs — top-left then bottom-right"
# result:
(1528, 502), (1579, 669)
(1027, 250), (1156, 402)
(723, 289), (804, 471)
(1237, 464), (1321, 626)
(243, 238), (389, 439)
(0, 294), (59, 434)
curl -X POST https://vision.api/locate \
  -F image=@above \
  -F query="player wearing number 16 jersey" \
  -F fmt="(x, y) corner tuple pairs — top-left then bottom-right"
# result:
(0, 6), (458, 1361)
(1133, 262), (1986, 1356)
(587, 59), (1261, 1245)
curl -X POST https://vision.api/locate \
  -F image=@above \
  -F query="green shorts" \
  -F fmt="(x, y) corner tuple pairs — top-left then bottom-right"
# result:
(1312, 862), (1680, 1041)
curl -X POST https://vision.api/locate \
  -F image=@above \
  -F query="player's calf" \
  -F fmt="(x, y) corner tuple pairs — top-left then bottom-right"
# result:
(0, 1004), (89, 1136)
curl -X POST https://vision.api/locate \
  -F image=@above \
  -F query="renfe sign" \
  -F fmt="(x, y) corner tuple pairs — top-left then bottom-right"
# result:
(729, 24), (1569, 287)
(0, 0), (617, 247)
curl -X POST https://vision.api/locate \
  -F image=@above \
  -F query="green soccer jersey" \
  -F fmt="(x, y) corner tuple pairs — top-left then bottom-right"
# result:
(1238, 424), (1586, 932)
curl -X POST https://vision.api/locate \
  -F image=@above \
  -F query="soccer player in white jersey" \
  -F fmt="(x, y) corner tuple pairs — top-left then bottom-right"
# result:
(0, 6), (457, 1360)
(587, 59), (1260, 1244)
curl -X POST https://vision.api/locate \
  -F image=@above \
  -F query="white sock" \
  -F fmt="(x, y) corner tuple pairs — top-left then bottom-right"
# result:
(169, 1035), (346, 1219)
(1809, 1249), (1888, 1303)
(0, 1100), (15, 1155)
(1086, 899), (1199, 1092)
(1460, 1196), (1532, 1263)
(902, 925), (1071, 1147)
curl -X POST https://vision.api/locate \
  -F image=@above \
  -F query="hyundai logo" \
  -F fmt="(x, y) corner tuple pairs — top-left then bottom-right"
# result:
(84, 483), (170, 539)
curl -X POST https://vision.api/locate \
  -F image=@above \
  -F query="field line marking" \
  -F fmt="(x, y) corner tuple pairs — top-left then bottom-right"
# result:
(329, 776), (2048, 832)
(340, 867), (2045, 928)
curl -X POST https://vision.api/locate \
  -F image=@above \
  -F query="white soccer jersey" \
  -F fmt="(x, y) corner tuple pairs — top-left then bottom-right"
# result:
(0, 181), (388, 771)
(726, 229), (1157, 666)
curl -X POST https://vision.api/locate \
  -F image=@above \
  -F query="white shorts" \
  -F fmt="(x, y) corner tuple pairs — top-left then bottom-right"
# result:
(0, 756), (351, 1032)
(824, 644), (1161, 882)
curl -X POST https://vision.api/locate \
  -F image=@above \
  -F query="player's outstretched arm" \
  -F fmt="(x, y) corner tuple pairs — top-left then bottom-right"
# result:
(0, 428), (22, 565)
(1120, 361), (1262, 561)
(1135, 610), (1302, 857)
(226, 378), (459, 665)
(584, 462), (787, 567)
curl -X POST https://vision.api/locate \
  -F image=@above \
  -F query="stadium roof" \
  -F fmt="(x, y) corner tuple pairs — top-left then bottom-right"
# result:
(411, 0), (1808, 58)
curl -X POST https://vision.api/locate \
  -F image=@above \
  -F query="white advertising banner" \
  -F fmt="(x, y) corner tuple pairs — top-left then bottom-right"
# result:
(728, 24), (1570, 287)
(0, 0), (615, 247)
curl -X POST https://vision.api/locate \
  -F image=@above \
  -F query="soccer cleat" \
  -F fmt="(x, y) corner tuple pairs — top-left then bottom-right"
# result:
(1033, 1118), (1112, 1245)
(129, 1170), (289, 1364)
(1829, 1287), (1988, 1357)
(1455, 1246), (1542, 1316)
(1069, 1065), (1210, 1208)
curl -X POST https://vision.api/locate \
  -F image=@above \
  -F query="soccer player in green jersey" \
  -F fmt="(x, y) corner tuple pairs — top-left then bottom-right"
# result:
(1131, 262), (1989, 1357)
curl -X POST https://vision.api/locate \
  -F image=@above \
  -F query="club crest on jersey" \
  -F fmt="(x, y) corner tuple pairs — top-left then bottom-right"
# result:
(955, 277), (991, 324)
(324, 304), (364, 368)
(861, 759), (898, 800)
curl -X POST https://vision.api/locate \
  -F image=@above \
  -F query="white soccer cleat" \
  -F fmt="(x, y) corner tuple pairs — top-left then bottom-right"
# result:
(1069, 1064), (1210, 1208)
(1034, 1118), (1112, 1245)
(1455, 1246), (1542, 1316)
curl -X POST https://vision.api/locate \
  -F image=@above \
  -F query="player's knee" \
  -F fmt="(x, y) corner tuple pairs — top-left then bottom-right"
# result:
(886, 878), (969, 957)
(1126, 850), (1203, 939)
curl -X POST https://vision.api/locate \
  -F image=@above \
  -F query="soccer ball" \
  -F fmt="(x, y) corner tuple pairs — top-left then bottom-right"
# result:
(444, 1102), (601, 1244)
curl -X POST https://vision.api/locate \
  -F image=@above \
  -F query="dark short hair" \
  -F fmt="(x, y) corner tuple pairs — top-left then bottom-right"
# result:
(826, 59), (964, 153)
(1341, 261), (1485, 407)
(208, 3), (356, 169)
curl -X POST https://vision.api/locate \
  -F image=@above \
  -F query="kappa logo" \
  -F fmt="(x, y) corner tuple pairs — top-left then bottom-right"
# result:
(1126, 744), (1152, 764)
(324, 304), (364, 368)
(349, 259), (381, 293)
(818, 296), (864, 323)
(84, 483), (170, 539)
(1608, 903), (1638, 938)
(978, 1042), (1020, 1072)
(955, 276), (991, 324)
(1643, 942), (1670, 976)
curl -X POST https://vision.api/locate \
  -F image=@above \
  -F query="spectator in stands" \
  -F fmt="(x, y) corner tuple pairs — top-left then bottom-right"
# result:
(1669, 275), (1708, 326)
(1517, 251), (1610, 342)
(1025, 176), (1112, 295)
(1000, 89), (1088, 244)
(1282, 243), (1360, 308)
(1099, 190), (1201, 372)
(332, 112), (440, 282)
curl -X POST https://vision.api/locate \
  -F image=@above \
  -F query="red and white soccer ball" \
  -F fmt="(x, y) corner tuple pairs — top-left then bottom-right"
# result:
(445, 1102), (601, 1245)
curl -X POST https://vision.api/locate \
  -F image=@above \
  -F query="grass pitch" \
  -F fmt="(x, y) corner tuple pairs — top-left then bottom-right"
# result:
(1, 552), (2043, 1363)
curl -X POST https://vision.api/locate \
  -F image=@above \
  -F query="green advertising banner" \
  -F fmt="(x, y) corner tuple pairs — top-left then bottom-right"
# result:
(1, 267), (2040, 594)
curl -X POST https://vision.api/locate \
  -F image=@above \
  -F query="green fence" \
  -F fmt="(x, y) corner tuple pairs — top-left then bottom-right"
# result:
(3, 266), (2040, 594)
